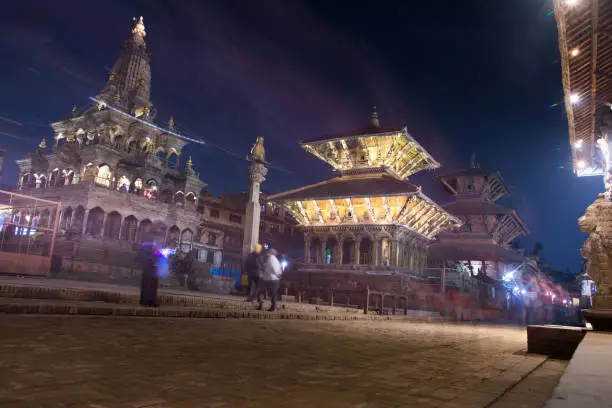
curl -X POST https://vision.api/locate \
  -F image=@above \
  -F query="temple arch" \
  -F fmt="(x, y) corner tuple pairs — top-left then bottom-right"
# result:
(167, 225), (180, 247)
(86, 207), (105, 236)
(180, 228), (194, 252)
(103, 211), (122, 239)
(167, 150), (178, 168)
(174, 191), (185, 207)
(137, 219), (152, 242)
(60, 207), (73, 230)
(121, 215), (138, 241)
(72, 206), (86, 233)
(359, 236), (373, 265)
(95, 164), (112, 187)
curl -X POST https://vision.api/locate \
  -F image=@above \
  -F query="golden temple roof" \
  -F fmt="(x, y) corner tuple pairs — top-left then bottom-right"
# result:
(300, 110), (439, 179)
(267, 172), (419, 202)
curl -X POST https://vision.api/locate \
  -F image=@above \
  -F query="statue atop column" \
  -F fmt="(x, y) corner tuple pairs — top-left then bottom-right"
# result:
(242, 137), (269, 258)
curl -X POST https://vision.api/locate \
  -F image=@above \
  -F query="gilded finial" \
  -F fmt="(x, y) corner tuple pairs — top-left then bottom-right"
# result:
(370, 105), (380, 128)
(39, 138), (47, 149)
(168, 116), (175, 130)
(186, 156), (193, 168)
(72, 105), (77, 113)
(109, 73), (116, 81)
(132, 16), (146, 40)
(139, 78), (145, 85)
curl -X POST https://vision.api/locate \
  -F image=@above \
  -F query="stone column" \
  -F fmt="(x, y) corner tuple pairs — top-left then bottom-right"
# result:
(336, 239), (344, 265)
(372, 238), (380, 266)
(241, 158), (268, 259)
(320, 239), (327, 264)
(353, 239), (361, 265)
(390, 239), (399, 267)
(579, 194), (612, 330)
(304, 238), (311, 264)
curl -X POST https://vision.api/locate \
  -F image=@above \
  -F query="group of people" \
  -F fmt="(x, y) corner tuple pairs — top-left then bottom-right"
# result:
(244, 244), (283, 312)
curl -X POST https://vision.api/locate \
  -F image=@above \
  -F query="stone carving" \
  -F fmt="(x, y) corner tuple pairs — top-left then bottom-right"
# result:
(579, 194), (612, 309)
(248, 161), (268, 185)
(248, 136), (266, 163)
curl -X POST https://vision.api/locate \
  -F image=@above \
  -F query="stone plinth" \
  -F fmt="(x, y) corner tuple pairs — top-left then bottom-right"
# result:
(527, 325), (587, 360)
(579, 194), (612, 330)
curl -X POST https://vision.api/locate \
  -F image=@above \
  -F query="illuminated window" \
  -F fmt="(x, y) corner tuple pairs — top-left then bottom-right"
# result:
(117, 176), (130, 192)
(95, 165), (111, 187)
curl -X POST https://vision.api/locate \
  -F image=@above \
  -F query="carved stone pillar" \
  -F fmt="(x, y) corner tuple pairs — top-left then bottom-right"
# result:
(372, 238), (380, 266)
(304, 237), (311, 264)
(242, 160), (268, 258)
(353, 239), (361, 265)
(320, 239), (327, 264)
(336, 239), (344, 265)
(579, 194), (612, 330)
(390, 239), (399, 267)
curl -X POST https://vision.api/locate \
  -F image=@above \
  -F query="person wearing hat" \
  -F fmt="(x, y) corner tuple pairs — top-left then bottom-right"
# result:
(257, 248), (283, 312)
(244, 243), (264, 301)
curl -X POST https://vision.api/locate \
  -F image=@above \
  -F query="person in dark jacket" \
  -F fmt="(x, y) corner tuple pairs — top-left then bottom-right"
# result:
(244, 244), (264, 301)
(138, 239), (159, 307)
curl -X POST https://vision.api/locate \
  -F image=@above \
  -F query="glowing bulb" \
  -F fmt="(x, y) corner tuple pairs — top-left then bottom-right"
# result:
(570, 48), (580, 57)
(569, 93), (580, 104)
(566, 0), (579, 4)
(575, 139), (583, 149)
(577, 160), (587, 169)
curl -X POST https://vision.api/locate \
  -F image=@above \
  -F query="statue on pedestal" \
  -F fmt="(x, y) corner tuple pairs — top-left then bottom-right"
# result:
(243, 137), (269, 258)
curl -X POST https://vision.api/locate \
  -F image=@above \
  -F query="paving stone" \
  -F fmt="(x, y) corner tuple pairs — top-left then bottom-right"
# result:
(0, 315), (553, 407)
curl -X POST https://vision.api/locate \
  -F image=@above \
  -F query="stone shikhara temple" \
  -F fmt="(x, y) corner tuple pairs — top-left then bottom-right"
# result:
(15, 17), (206, 276)
(269, 108), (460, 274)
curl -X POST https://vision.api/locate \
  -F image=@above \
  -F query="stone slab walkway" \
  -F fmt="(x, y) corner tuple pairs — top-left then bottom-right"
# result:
(545, 331), (612, 407)
(0, 316), (547, 408)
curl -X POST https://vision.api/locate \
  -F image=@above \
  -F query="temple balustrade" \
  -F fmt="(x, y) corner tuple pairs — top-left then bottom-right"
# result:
(17, 171), (198, 210)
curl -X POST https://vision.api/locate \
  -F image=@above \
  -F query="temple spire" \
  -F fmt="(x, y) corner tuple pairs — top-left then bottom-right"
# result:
(38, 137), (46, 150)
(132, 16), (146, 45)
(370, 106), (380, 128)
(168, 116), (175, 131)
(95, 16), (151, 112)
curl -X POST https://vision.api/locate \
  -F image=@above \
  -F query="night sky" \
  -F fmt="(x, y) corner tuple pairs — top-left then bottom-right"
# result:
(0, 0), (604, 271)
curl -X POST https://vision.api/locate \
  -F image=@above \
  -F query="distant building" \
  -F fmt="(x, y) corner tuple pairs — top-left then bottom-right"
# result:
(198, 192), (302, 271)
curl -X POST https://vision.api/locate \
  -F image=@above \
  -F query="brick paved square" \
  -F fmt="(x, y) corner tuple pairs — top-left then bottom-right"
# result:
(0, 316), (544, 407)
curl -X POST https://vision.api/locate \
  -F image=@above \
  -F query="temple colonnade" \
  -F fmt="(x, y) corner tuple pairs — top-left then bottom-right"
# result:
(303, 231), (427, 272)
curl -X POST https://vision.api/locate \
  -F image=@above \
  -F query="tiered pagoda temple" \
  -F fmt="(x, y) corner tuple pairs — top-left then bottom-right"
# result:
(268, 108), (460, 273)
(14, 17), (206, 278)
(427, 155), (532, 293)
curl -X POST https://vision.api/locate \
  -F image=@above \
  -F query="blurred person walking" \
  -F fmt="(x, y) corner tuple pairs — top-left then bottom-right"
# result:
(257, 248), (283, 312)
(244, 244), (264, 301)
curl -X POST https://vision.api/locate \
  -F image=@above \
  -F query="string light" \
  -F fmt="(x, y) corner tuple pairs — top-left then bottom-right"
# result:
(570, 48), (580, 57)
(569, 93), (580, 104)
(575, 139), (583, 149)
